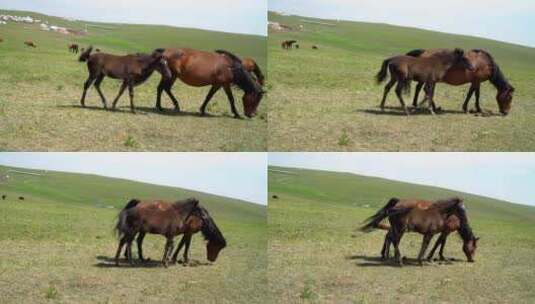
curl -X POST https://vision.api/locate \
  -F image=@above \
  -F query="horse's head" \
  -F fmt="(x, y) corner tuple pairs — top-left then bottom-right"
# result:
(496, 85), (514, 116)
(463, 235), (479, 262)
(195, 206), (227, 262)
(453, 48), (476, 72)
(242, 89), (265, 118)
(151, 48), (172, 79)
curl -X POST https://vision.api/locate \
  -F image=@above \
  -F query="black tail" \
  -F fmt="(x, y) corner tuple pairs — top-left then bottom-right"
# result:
(360, 198), (400, 232)
(406, 49), (425, 57)
(376, 58), (392, 84)
(114, 199), (140, 238)
(199, 207), (227, 248)
(215, 49), (260, 94)
(78, 46), (93, 62)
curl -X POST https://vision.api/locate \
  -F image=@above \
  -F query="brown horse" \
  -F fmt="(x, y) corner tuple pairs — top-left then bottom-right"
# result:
(155, 48), (264, 118)
(281, 40), (297, 49)
(312, 45), (318, 50)
(407, 48), (514, 115)
(24, 41), (36, 48)
(361, 197), (478, 266)
(376, 49), (475, 115)
(114, 198), (226, 267)
(242, 57), (265, 86)
(0, 38), (3, 43)
(68, 43), (79, 54)
(78, 46), (171, 112)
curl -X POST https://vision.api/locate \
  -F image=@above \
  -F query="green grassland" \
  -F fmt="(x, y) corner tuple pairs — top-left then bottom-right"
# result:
(0, 10), (267, 151)
(0, 165), (266, 303)
(268, 166), (535, 303)
(268, 12), (535, 151)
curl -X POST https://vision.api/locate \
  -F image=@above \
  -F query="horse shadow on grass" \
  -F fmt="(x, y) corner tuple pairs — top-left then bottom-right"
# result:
(346, 254), (462, 268)
(94, 255), (211, 269)
(357, 106), (466, 116)
(55, 104), (223, 119)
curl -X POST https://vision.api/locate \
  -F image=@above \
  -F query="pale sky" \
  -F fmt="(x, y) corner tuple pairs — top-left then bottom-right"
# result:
(0, 153), (267, 205)
(269, 153), (535, 207)
(270, 0), (535, 47)
(0, 0), (267, 36)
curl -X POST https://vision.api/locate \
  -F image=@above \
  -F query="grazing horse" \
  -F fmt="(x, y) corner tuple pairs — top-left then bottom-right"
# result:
(24, 41), (36, 48)
(361, 197), (478, 266)
(68, 43), (79, 54)
(242, 57), (265, 86)
(376, 48), (475, 115)
(114, 198), (226, 267)
(312, 45), (318, 50)
(1, 195), (6, 200)
(407, 48), (514, 115)
(155, 48), (264, 118)
(18, 196), (25, 200)
(281, 40), (297, 49)
(78, 46), (171, 112)
(0, 38), (3, 43)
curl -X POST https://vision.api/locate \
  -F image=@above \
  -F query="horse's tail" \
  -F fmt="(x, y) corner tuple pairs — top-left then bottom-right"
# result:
(360, 198), (400, 232)
(114, 198), (140, 238)
(406, 49), (425, 57)
(78, 46), (93, 62)
(215, 49), (260, 94)
(199, 206), (227, 248)
(376, 58), (392, 84)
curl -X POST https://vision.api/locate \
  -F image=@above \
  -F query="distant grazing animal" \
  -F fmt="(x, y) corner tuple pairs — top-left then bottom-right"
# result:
(376, 48), (474, 115)
(281, 40), (297, 50)
(361, 197), (478, 266)
(295, 44), (299, 49)
(96, 48), (101, 52)
(272, 195), (278, 199)
(114, 198), (226, 267)
(18, 196), (25, 200)
(312, 45), (318, 50)
(407, 48), (514, 115)
(155, 48), (264, 118)
(242, 57), (265, 86)
(0, 38), (3, 43)
(78, 46), (171, 113)
(24, 41), (36, 48)
(1, 195), (6, 200)
(68, 43), (79, 54)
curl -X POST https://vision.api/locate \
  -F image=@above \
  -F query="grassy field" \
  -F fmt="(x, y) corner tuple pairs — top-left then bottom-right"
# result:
(268, 12), (535, 151)
(0, 165), (267, 303)
(268, 166), (535, 303)
(0, 10), (267, 151)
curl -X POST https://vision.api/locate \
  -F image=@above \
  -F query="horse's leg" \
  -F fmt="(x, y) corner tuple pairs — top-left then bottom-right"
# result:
(199, 85), (221, 116)
(156, 76), (180, 112)
(380, 230), (391, 260)
(463, 85), (476, 113)
(125, 234), (136, 266)
(114, 236), (127, 266)
(413, 82), (424, 108)
(111, 81), (127, 111)
(380, 77), (396, 111)
(393, 230), (404, 266)
(426, 233), (445, 261)
(223, 85), (241, 119)
(171, 235), (187, 264)
(394, 81), (409, 115)
(93, 74), (108, 109)
(182, 234), (192, 265)
(474, 84), (482, 113)
(136, 231), (146, 262)
(164, 78), (180, 112)
(127, 81), (135, 114)
(438, 233), (450, 261)
(162, 237), (174, 268)
(425, 82), (436, 115)
(417, 234), (433, 266)
(80, 75), (96, 108)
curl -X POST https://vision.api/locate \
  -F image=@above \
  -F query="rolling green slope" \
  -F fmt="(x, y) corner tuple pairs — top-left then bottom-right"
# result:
(268, 166), (535, 303)
(268, 12), (535, 151)
(0, 165), (266, 303)
(0, 10), (267, 151)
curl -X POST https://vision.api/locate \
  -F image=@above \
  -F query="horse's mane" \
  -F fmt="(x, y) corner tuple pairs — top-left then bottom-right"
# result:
(454, 202), (475, 241)
(199, 206), (227, 247)
(214, 49), (261, 95)
(432, 197), (463, 213)
(471, 49), (511, 91)
(405, 49), (426, 57)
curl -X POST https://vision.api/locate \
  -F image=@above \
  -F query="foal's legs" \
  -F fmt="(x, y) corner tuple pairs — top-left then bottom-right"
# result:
(223, 85), (241, 119)
(136, 231), (146, 262)
(394, 81), (410, 115)
(462, 86), (476, 113)
(199, 85), (221, 116)
(426, 232), (445, 261)
(182, 234), (192, 264)
(417, 234), (433, 266)
(162, 237), (174, 268)
(156, 77), (180, 112)
(80, 75), (96, 107)
(93, 74), (108, 109)
(111, 81), (127, 111)
(424, 82), (437, 115)
(380, 77), (396, 111)
(437, 233), (450, 260)
(412, 82), (424, 108)
(380, 230), (392, 260)
(114, 236), (128, 266)
(171, 235), (188, 264)
(127, 81), (135, 113)
(392, 230), (405, 266)
(474, 85), (482, 113)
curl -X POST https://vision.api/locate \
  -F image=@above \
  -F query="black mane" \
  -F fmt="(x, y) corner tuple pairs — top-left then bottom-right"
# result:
(472, 49), (511, 91)
(199, 206), (227, 247)
(215, 49), (261, 94)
